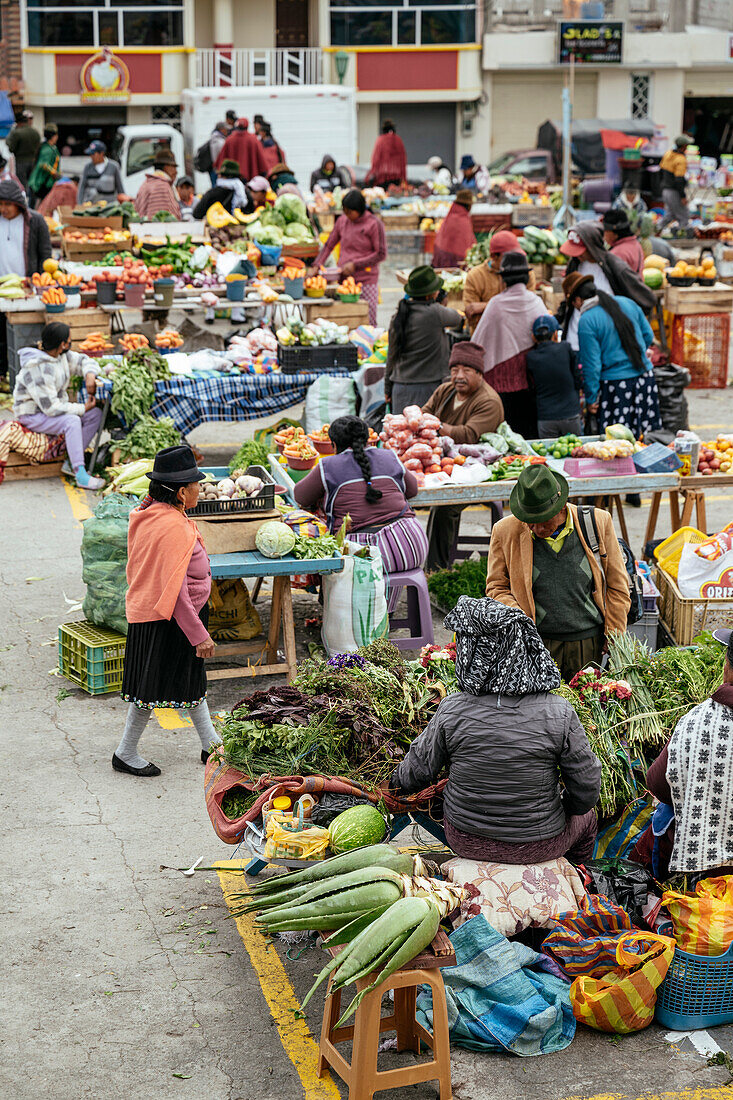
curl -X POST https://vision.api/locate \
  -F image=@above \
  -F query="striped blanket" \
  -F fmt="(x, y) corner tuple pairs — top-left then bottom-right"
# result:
(0, 420), (65, 484)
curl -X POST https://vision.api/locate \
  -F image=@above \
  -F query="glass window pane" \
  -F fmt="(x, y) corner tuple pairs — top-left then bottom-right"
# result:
(112, 0), (182, 5)
(122, 8), (182, 44)
(27, 10), (94, 44)
(27, 0), (104, 7)
(330, 10), (392, 45)
(98, 10), (118, 44)
(330, 0), (403, 6)
(397, 9), (415, 42)
(420, 9), (474, 43)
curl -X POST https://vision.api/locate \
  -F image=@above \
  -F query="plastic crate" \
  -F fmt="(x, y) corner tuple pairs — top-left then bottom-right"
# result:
(656, 941), (733, 1030)
(278, 342), (359, 374)
(653, 526), (707, 581)
(188, 465), (276, 517)
(654, 567), (733, 645)
(629, 609), (659, 651)
(58, 620), (126, 695)
(670, 313), (730, 388)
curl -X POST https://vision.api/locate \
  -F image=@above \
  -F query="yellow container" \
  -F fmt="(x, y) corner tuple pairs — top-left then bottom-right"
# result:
(654, 526), (707, 580)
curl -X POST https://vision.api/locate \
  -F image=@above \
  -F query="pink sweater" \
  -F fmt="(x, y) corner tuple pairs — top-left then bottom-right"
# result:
(172, 540), (212, 646)
(315, 211), (386, 285)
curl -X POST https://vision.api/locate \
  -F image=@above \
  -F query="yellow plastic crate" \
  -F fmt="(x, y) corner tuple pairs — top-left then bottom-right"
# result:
(58, 620), (126, 695)
(654, 526), (707, 580)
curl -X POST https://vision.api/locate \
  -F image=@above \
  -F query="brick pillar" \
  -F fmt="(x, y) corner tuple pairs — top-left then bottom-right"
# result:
(0, 0), (24, 109)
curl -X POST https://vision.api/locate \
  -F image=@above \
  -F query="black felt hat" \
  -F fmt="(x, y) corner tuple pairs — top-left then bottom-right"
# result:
(146, 445), (205, 484)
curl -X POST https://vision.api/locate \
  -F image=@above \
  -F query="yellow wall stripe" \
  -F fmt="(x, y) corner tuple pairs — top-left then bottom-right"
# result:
(216, 862), (341, 1100)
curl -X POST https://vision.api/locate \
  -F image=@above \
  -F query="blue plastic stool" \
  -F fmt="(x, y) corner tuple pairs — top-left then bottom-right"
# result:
(387, 568), (434, 652)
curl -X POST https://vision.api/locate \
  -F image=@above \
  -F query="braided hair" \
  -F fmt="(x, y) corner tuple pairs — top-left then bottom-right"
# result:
(328, 415), (382, 505)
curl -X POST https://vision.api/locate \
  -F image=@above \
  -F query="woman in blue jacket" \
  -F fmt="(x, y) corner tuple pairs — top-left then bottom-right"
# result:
(564, 272), (661, 438)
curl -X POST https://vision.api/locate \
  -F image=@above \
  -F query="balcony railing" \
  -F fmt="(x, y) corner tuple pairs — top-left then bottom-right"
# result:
(195, 48), (324, 88)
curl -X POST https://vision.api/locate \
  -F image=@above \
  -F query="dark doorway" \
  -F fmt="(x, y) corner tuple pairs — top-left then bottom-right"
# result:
(379, 102), (456, 172)
(276, 0), (309, 48)
(683, 97), (733, 158)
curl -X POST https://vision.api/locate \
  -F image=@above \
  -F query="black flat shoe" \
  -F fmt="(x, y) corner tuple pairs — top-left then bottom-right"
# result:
(201, 749), (210, 764)
(112, 753), (161, 777)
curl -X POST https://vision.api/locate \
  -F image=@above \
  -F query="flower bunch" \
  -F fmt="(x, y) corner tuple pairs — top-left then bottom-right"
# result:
(569, 666), (632, 705)
(419, 642), (457, 669)
(326, 653), (367, 671)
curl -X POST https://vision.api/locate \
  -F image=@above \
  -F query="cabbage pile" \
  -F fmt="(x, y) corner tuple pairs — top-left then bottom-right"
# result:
(246, 193), (315, 248)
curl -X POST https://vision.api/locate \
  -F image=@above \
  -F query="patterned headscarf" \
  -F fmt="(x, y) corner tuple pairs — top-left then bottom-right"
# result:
(443, 597), (561, 696)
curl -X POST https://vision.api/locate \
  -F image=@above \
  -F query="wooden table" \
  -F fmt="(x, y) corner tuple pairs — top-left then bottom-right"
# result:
(644, 473), (733, 547)
(207, 549), (343, 683)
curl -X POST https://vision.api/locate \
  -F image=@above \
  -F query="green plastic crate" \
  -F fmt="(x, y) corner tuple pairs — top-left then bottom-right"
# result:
(58, 620), (126, 695)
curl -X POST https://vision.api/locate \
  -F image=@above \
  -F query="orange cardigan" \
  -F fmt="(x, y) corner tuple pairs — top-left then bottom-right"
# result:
(125, 502), (204, 624)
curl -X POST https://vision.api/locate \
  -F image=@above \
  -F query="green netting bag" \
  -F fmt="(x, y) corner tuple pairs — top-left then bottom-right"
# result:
(81, 493), (138, 635)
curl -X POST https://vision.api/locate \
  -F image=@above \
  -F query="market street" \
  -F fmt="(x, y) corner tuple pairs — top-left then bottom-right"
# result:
(2, 381), (733, 1100)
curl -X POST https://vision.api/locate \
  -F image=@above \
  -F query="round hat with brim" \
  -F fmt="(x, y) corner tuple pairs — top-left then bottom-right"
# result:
(404, 265), (443, 298)
(713, 628), (732, 648)
(219, 159), (241, 178)
(147, 445), (205, 485)
(562, 271), (594, 302)
(509, 465), (569, 524)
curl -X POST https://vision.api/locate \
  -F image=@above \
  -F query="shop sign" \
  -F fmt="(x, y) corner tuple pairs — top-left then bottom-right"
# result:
(558, 21), (623, 65)
(701, 567), (733, 600)
(80, 49), (131, 103)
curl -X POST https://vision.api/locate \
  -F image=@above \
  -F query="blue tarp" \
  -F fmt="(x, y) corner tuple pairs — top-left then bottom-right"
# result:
(0, 93), (15, 139)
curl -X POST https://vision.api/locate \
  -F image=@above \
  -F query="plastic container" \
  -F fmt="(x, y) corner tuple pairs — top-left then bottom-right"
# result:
(629, 609), (659, 651)
(286, 454), (318, 471)
(95, 279), (117, 305)
(187, 464), (276, 517)
(338, 292), (360, 303)
(44, 302), (66, 314)
(563, 456), (636, 478)
(283, 275), (304, 300)
(123, 283), (146, 307)
(653, 526), (707, 580)
(656, 941), (733, 1030)
(58, 620), (126, 696)
(153, 277), (175, 307)
(305, 287), (325, 298)
(278, 342), (359, 374)
(309, 436), (335, 455)
(633, 443), (683, 474)
(258, 243), (282, 266)
(226, 279), (246, 301)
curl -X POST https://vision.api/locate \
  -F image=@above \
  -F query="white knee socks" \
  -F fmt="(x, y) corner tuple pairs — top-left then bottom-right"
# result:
(115, 700), (220, 768)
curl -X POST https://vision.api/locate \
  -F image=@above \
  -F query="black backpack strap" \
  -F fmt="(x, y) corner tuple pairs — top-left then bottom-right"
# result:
(576, 504), (607, 598)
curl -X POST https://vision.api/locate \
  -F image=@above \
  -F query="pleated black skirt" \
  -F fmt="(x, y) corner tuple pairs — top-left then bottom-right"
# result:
(121, 606), (209, 710)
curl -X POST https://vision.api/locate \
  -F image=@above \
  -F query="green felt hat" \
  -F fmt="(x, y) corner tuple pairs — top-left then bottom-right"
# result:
(219, 159), (241, 178)
(509, 465), (569, 524)
(404, 265), (443, 298)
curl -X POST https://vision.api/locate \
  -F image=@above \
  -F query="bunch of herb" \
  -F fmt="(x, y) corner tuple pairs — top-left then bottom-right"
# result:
(555, 682), (637, 816)
(221, 788), (258, 820)
(228, 438), (270, 474)
(294, 654), (424, 738)
(116, 415), (180, 460)
(427, 558), (488, 611)
(125, 346), (171, 382)
(606, 630), (666, 748)
(111, 358), (156, 425)
(292, 534), (341, 560)
(642, 634), (725, 733)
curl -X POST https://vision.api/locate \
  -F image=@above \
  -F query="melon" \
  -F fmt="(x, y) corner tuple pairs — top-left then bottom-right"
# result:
(328, 804), (387, 854)
(643, 267), (664, 290)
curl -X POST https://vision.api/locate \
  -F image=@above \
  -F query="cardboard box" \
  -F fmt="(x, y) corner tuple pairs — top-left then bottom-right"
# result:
(59, 207), (125, 230)
(197, 510), (281, 555)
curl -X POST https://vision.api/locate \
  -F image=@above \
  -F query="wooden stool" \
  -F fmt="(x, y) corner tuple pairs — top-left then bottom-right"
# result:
(317, 933), (455, 1100)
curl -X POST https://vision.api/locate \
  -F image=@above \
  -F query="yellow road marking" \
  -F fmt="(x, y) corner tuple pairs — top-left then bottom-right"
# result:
(61, 476), (93, 525)
(561, 1092), (733, 1100)
(216, 862), (340, 1099)
(154, 707), (192, 728)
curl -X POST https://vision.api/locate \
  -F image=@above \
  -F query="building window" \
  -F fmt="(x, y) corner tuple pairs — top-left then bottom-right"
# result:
(330, 0), (476, 46)
(631, 73), (651, 120)
(152, 105), (181, 130)
(26, 0), (184, 48)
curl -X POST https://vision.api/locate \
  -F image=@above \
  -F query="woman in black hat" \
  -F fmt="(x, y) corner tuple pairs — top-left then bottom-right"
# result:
(113, 446), (219, 777)
(384, 265), (462, 414)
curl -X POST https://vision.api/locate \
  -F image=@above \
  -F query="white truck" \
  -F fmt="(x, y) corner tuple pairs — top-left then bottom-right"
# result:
(181, 85), (357, 195)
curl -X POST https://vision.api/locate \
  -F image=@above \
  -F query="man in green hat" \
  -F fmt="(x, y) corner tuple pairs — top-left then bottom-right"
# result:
(487, 465), (630, 679)
(28, 124), (59, 206)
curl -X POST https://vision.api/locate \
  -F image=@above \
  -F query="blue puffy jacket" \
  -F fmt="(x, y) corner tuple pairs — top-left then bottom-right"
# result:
(577, 296), (655, 405)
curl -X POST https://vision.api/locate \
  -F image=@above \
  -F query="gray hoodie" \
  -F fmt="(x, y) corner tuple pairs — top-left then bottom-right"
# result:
(13, 346), (98, 418)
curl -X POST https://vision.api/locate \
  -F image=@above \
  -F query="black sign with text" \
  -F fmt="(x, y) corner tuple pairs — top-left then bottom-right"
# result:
(558, 20), (623, 64)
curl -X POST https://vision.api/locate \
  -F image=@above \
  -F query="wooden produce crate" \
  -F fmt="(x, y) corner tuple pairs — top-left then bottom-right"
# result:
(197, 510), (281, 555)
(664, 282), (733, 316)
(655, 568), (733, 645)
(58, 207), (125, 230)
(301, 299), (369, 328)
(59, 307), (112, 351)
(380, 212), (420, 231)
(511, 205), (555, 228)
(2, 452), (63, 481)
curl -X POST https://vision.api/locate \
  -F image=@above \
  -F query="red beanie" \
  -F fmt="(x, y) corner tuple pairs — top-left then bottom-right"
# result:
(489, 229), (522, 255)
(449, 340), (485, 373)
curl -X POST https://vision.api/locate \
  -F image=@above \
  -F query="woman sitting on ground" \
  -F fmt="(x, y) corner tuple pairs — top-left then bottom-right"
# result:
(632, 628), (733, 883)
(115, 445), (221, 778)
(390, 597), (601, 864)
(13, 322), (104, 490)
(293, 415), (428, 578)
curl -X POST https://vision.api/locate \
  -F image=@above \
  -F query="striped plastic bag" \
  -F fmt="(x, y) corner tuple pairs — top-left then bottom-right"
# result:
(570, 931), (675, 1034)
(663, 876), (733, 957)
(543, 894), (634, 978)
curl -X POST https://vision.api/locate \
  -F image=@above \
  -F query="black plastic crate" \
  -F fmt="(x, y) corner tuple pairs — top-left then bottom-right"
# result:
(278, 342), (359, 374)
(188, 465), (276, 517)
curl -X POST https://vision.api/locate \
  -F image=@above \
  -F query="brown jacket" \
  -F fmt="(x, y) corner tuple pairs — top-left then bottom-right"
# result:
(463, 261), (537, 333)
(423, 380), (504, 444)
(486, 503), (631, 637)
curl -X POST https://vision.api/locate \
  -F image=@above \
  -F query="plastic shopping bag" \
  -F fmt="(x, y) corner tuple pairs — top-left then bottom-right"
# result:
(304, 375), (356, 435)
(677, 531), (733, 599)
(543, 894), (635, 978)
(570, 931), (675, 1033)
(321, 543), (388, 656)
(663, 876), (733, 957)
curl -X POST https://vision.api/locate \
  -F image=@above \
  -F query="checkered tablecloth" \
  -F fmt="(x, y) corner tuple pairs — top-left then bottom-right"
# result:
(97, 370), (351, 435)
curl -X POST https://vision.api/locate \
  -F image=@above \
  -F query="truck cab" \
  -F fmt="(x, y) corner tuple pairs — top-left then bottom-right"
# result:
(109, 124), (185, 198)
(488, 149), (558, 182)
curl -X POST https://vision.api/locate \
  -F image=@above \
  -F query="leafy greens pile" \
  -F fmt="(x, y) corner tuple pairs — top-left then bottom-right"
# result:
(427, 558), (487, 611)
(111, 348), (171, 426)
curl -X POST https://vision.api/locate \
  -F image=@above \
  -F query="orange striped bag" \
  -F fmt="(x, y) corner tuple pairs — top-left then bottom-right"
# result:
(663, 876), (733, 957)
(570, 931), (676, 1033)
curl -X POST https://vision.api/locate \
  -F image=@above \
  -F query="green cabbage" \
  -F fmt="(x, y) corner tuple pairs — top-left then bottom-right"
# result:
(282, 222), (313, 243)
(250, 224), (284, 246)
(260, 207), (287, 231)
(274, 193), (308, 225)
(255, 520), (296, 558)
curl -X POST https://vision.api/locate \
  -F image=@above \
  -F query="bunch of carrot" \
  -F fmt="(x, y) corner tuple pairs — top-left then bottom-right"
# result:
(337, 276), (362, 295)
(282, 266), (305, 281)
(79, 332), (114, 354)
(119, 332), (149, 352)
(154, 329), (184, 349)
(55, 272), (82, 287)
(41, 287), (67, 305)
(32, 272), (56, 288)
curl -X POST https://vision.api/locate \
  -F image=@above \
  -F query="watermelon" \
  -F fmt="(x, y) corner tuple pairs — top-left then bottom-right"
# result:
(328, 805), (387, 854)
(643, 267), (663, 290)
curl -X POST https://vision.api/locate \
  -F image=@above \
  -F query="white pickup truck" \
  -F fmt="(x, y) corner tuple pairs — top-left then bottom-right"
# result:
(59, 124), (184, 199)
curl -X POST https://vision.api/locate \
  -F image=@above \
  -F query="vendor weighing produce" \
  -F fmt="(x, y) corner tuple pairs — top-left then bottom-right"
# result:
(487, 465), (630, 680)
(422, 340), (504, 570)
(390, 598), (601, 863)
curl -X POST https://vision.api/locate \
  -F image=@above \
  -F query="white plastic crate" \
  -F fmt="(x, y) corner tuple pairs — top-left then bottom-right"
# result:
(629, 610), (659, 652)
